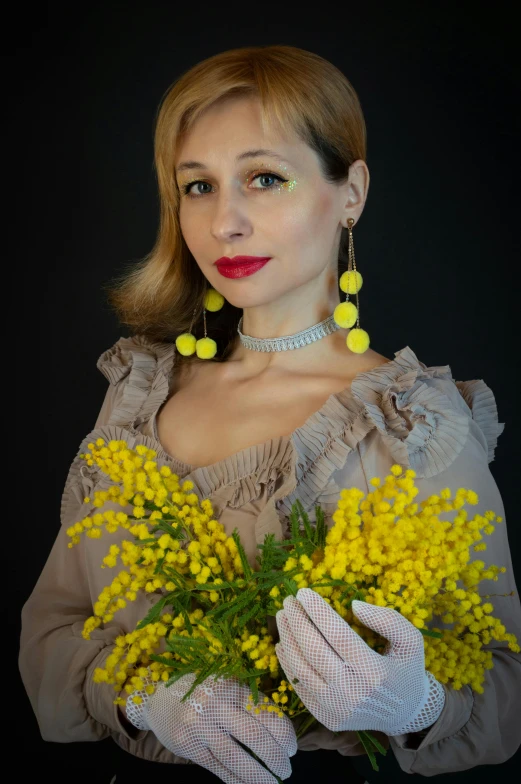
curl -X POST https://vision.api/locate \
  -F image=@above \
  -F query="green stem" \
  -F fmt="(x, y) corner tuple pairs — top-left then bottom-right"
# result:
(292, 713), (386, 773)
(357, 730), (387, 771)
(295, 713), (319, 739)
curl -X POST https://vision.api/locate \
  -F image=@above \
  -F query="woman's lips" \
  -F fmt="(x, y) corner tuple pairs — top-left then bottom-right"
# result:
(215, 258), (271, 278)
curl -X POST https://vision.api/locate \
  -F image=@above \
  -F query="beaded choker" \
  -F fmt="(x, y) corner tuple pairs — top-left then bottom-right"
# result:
(237, 314), (341, 352)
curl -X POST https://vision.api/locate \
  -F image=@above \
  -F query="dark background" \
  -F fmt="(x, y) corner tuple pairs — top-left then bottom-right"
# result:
(12, 1), (519, 782)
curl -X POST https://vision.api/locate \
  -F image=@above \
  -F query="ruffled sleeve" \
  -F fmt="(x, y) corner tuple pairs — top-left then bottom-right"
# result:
(18, 337), (157, 745)
(388, 454), (521, 774)
(19, 334), (194, 764)
(340, 351), (519, 774)
(58, 335), (176, 530)
(371, 368), (520, 775)
(455, 378), (505, 463)
(96, 335), (176, 430)
(349, 348), (478, 479)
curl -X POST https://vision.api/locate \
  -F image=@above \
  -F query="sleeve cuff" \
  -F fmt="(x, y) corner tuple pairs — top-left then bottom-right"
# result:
(84, 645), (149, 742)
(390, 684), (474, 760)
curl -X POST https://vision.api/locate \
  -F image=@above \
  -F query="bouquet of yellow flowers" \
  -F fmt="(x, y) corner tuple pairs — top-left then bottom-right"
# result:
(67, 437), (519, 774)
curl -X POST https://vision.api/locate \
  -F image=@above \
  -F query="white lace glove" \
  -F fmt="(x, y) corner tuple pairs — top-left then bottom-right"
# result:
(125, 671), (297, 783)
(275, 588), (445, 736)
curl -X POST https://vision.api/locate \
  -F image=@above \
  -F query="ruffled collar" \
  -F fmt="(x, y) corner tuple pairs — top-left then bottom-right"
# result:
(96, 339), (446, 482)
(147, 347), (417, 471)
(66, 336), (502, 558)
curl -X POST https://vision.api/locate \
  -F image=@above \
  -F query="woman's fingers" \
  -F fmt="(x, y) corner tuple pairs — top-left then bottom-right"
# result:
(351, 600), (424, 658)
(221, 706), (293, 780)
(217, 678), (297, 757)
(204, 730), (284, 784)
(232, 679), (298, 759)
(274, 639), (324, 719)
(289, 589), (380, 667)
(276, 609), (329, 691)
(277, 597), (346, 683)
(192, 748), (247, 784)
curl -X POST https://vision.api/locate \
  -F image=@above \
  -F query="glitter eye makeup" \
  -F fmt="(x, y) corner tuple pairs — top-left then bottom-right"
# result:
(178, 162), (298, 199)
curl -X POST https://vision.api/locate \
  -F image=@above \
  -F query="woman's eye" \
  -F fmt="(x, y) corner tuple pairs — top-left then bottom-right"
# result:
(185, 181), (212, 197)
(183, 172), (287, 199)
(250, 173), (285, 190)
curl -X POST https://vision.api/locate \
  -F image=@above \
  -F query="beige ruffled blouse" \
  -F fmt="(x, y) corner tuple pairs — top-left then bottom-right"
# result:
(19, 336), (521, 775)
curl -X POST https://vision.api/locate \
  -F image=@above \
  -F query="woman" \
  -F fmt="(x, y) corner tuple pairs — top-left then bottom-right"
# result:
(19, 45), (520, 783)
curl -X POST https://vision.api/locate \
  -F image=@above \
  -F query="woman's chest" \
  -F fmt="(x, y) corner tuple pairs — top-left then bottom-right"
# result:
(154, 366), (350, 469)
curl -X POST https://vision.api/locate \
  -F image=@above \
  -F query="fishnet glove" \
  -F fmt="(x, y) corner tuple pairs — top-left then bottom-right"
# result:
(125, 671), (297, 783)
(275, 589), (445, 736)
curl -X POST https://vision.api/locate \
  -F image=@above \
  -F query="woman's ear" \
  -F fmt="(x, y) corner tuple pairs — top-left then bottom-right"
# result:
(340, 159), (370, 228)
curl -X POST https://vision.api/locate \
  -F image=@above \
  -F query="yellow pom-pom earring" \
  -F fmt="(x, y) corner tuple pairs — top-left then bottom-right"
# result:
(333, 217), (370, 354)
(175, 288), (225, 359)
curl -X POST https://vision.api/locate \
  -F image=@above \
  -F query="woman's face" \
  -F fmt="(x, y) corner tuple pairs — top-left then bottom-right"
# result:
(174, 95), (367, 310)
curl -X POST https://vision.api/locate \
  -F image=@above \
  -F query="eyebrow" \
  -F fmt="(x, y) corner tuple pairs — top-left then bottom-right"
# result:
(175, 149), (290, 174)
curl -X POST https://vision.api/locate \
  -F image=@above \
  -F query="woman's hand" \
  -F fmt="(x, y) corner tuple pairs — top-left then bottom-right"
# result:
(125, 672), (297, 783)
(275, 588), (445, 736)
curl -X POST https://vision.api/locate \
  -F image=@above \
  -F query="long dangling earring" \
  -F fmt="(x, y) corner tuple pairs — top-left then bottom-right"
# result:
(333, 217), (370, 354)
(175, 288), (225, 359)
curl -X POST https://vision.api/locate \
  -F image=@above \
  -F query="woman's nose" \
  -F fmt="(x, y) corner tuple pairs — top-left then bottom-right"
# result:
(210, 192), (253, 241)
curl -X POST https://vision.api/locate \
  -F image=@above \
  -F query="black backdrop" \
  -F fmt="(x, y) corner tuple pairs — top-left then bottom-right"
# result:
(12, 2), (520, 782)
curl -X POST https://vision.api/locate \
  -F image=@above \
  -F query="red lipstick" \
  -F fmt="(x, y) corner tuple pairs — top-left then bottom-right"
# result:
(214, 256), (272, 279)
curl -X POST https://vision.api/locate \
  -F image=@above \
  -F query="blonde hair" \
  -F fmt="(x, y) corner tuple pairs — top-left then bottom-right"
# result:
(105, 44), (367, 366)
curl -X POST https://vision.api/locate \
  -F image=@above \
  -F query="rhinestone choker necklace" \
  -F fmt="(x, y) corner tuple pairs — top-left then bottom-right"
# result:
(237, 314), (341, 352)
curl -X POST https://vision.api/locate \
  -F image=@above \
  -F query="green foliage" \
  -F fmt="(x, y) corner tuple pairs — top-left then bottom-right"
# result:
(357, 730), (388, 771)
(150, 519), (188, 540)
(138, 498), (390, 768)
(231, 528), (254, 581)
(419, 627), (443, 639)
(135, 593), (171, 630)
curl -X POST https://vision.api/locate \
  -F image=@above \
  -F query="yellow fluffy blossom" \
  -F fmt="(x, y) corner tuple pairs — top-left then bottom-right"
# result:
(287, 465), (518, 694)
(71, 445), (517, 723)
(70, 438), (250, 700)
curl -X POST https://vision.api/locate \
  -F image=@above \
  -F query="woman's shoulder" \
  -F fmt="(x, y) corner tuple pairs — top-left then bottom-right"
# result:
(97, 334), (176, 387)
(278, 344), (506, 520)
(95, 334), (177, 429)
(291, 345), (504, 497)
(350, 345), (505, 471)
(60, 335), (177, 529)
